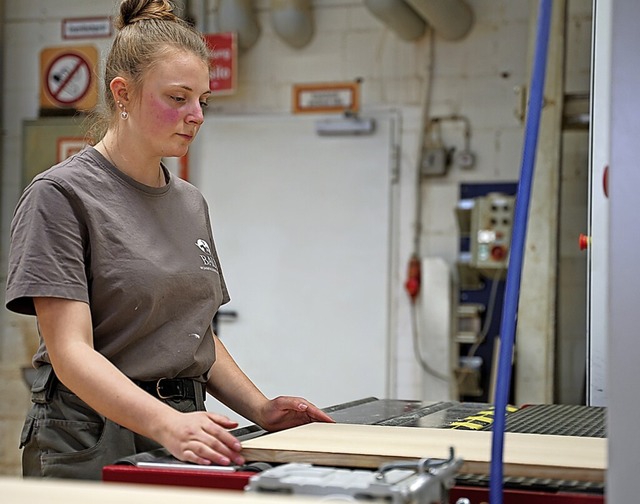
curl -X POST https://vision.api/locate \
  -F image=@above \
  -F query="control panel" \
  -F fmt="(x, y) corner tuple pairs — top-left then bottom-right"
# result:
(469, 193), (515, 277)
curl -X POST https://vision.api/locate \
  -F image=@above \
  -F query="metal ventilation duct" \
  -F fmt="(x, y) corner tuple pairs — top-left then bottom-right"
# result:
(404, 0), (473, 41)
(270, 0), (314, 49)
(363, 0), (427, 42)
(218, 0), (260, 51)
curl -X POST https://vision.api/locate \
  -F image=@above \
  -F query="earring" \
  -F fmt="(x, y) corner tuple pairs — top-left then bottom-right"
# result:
(117, 100), (129, 120)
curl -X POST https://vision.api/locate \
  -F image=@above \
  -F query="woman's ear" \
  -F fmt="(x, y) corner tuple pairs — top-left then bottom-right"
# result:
(109, 76), (130, 106)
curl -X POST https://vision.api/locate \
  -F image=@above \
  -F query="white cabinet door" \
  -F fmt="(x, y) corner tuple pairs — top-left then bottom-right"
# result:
(190, 113), (394, 425)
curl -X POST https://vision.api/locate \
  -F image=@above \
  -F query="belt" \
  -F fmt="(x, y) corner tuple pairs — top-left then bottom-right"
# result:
(135, 378), (204, 401)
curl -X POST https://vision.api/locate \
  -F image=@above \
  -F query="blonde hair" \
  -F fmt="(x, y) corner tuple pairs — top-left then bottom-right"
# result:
(87, 0), (210, 143)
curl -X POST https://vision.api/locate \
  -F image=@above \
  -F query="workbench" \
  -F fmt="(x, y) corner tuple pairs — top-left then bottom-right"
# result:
(103, 397), (606, 503)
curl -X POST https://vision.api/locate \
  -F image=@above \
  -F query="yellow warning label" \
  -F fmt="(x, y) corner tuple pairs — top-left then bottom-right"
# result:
(449, 405), (519, 430)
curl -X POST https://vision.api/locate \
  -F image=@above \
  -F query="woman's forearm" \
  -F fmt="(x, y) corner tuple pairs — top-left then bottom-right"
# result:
(206, 335), (269, 424)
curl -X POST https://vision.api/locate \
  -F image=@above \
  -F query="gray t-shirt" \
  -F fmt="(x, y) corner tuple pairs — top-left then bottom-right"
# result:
(6, 147), (230, 381)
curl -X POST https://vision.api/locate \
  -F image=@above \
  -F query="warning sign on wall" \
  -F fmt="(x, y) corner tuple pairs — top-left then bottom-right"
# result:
(40, 45), (99, 113)
(204, 33), (237, 96)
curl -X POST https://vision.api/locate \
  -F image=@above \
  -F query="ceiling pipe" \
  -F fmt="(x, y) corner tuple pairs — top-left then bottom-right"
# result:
(363, 0), (427, 42)
(270, 0), (314, 49)
(404, 0), (473, 41)
(217, 0), (260, 51)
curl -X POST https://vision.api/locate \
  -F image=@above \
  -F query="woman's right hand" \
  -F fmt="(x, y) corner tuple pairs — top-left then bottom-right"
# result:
(157, 410), (245, 466)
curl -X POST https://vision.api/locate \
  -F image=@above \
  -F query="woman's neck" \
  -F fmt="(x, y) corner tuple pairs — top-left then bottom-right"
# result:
(95, 133), (165, 188)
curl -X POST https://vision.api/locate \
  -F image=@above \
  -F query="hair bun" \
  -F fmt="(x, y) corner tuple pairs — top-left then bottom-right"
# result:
(115, 0), (178, 30)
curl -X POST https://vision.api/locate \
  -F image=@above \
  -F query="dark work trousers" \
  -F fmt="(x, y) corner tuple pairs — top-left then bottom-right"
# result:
(20, 365), (207, 480)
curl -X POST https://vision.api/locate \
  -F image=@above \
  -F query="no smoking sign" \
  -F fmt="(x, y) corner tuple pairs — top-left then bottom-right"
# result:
(40, 45), (98, 112)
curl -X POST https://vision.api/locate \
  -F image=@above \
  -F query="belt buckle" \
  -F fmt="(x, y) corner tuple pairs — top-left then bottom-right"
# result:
(156, 378), (179, 399)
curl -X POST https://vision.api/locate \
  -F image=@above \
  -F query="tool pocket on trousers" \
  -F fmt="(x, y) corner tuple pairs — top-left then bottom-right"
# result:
(37, 417), (108, 479)
(34, 388), (107, 478)
(30, 365), (56, 404)
(38, 417), (105, 457)
(19, 416), (35, 449)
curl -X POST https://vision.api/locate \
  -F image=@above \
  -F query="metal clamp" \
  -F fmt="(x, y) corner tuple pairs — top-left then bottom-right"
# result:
(375, 447), (458, 481)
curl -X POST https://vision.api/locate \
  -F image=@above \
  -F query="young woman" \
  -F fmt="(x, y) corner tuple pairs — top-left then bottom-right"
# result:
(6, 0), (332, 480)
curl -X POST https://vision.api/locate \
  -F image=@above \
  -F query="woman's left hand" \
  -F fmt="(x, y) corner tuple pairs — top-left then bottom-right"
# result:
(257, 396), (335, 432)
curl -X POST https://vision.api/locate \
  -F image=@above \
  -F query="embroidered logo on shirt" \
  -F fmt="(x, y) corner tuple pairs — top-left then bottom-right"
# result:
(195, 239), (211, 255)
(196, 239), (217, 272)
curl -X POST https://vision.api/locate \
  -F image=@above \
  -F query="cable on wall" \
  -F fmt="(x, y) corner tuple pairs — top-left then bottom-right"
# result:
(403, 29), (442, 381)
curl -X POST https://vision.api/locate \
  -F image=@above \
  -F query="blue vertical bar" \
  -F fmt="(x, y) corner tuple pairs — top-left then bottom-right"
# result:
(489, 1), (553, 503)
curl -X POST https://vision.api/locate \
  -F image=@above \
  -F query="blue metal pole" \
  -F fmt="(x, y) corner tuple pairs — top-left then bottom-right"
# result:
(489, 1), (553, 503)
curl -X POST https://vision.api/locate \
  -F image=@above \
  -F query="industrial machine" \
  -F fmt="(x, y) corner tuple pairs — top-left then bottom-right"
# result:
(103, 397), (605, 503)
(246, 452), (462, 504)
(455, 183), (517, 402)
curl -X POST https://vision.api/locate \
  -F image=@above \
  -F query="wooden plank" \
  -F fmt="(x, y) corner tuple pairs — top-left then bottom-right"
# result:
(241, 423), (606, 482)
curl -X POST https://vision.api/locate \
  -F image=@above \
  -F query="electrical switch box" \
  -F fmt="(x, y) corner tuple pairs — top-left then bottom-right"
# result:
(469, 193), (515, 278)
(420, 146), (449, 176)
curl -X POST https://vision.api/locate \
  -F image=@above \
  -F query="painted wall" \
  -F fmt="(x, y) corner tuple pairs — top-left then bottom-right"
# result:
(0, 0), (592, 475)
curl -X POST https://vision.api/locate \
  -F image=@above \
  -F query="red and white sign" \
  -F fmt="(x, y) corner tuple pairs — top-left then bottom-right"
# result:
(45, 53), (92, 105)
(40, 46), (98, 111)
(204, 32), (237, 95)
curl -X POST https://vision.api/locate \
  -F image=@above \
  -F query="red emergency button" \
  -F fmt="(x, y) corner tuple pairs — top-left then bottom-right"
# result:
(579, 233), (590, 251)
(491, 245), (506, 261)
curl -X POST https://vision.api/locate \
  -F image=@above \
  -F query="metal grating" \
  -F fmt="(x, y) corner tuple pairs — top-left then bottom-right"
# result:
(456, 473), (605, 494)
(490, 404), (607, 438)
